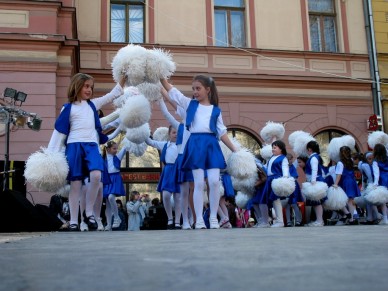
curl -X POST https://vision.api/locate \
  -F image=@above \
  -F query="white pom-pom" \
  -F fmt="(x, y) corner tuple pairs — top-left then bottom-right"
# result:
(113, 86), (140, 109)
(235, 191), (250, 209)
(231, 175), (256, 195)
(293, 133), (315, 158)
(260, 144), (272, 161)
(289, 131), (309, 148)
(368, 131), (388, 149)
(136, 82), (162, 102)
(328, 135), (356, 162)
(340, 135), (355, 151)
(56, 184), (70, 198)
(120, 94), (151, 128)
(220, 138), (241, 161)
(354, 196), (367, 209)
(260, 121), (285, 143)
(323, 186), (349, 210)
(364, 186), (388, 205)
(153, 127), (169, 141)
(301, 181), (328, 201)
(111, 44), (148, 86)
(227, 149), (257, 179)
(147, 48), (176, 80)
(24, 148), (69, 192)
(271, 177), (295, 197)
(126, 140), (148, 157)
(125, 123), (150, 144)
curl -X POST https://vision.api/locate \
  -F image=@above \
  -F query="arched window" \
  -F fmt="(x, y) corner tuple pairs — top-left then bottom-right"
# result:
(227, 128), (262, 156)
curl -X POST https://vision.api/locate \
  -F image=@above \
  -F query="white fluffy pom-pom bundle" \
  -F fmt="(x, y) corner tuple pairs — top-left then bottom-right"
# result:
(113, 86), (140, 109)
(260, 121), (285, 143)
(328, 135), (356, 162)
(271, 177), (295, 197)
(111, 44), (148, 85)
(368, 131), (388, 150)
(153, 127), (169, 141)
(24, 148), (69, 192)
(125, 123), (150, 144)
(220, 138), (241, 161)
(301, 181), (328, 201)
(126, 141), (148, 157)
(293, 133), (315, 158)
(137, 82), (162, 102)
(354, 196), (367, 209)
(260, 144), (273, 162)
(56, 184), (70, 198)
(364, 186), (388, 205)
(231, 175), (256, 195)
(235, 191), (251, 209)
(146, 48), (176, 81)
(119, 94), (151, 129)
(289, 131), (309, 148)
(323, 186), (348, 210)
(227, 149), (257, 179)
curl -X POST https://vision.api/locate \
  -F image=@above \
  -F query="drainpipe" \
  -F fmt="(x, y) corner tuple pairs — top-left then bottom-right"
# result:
(364, 0), (384, 131)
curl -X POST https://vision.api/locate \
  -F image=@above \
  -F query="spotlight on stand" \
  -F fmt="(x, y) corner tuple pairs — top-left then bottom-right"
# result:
(27, 115), (42, 131)
(3, 87), (27, 105)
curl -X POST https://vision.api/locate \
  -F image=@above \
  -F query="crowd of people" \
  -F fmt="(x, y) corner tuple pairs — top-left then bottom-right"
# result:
(46, 71), (388, 232)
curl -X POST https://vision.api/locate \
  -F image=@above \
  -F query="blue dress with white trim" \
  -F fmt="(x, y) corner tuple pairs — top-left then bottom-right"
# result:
(305, 153), (327, 206)
(288, 164), (304, 204)
(337, 163), (361, 198)
(103, 154), (125, 198)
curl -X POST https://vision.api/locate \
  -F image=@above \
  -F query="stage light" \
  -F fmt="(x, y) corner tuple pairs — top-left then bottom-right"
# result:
(27, 116), (42, 131)
(3, 88), (17, 99)
(15, 91), (27, 102)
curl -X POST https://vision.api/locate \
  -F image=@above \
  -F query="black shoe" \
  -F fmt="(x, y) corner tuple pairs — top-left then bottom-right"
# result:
(295, 221), (304, 227)
(348, 219), (359, 225)
(286, 221), (293, 227)
(69, 224), (79, 231)
(174, 223), (182, 230)
(85, 215), (98, 230)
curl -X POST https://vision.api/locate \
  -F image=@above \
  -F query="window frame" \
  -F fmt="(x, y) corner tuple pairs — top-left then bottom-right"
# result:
(110, 0), (145, 43)
(214, 1), (246, 47)
(308, 0), (338, 52)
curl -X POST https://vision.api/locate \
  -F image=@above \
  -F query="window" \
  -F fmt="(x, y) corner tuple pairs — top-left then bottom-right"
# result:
(214, 0), (246, 47)
(227, 128), (262, 156)
(111, 0), (144, 43)
(308, 0), (337, 52)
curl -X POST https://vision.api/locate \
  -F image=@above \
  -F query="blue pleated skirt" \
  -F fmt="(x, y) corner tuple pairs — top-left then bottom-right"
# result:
(176, 154), (194, 183)
(103, 172), (125, 198)
(157, 163), (180, 193)
(66, 142), (104, 181)
(181, 133), (226, 170)
(339, 176), (361, 198)
(221, 172), (235, 198)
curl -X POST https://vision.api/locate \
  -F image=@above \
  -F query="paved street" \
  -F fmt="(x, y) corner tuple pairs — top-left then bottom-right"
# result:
(0, 225), (387, 291)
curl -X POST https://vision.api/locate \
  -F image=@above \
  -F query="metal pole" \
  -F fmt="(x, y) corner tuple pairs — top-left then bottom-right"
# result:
(1, 109), (10, 192)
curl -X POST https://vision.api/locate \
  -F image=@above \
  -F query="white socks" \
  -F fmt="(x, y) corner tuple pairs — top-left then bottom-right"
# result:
(272, 199), (283, 223)
(69, 180), (82, 225)
(162, 190), (173, 222)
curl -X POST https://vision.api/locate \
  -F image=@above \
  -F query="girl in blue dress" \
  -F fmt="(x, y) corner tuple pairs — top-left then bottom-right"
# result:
(333, 146), (361, 225)
(371, 144), (388, 225)
(305, 141), (327, 227)
(262, 140), (290, 228)
(103, 140), (128, 230)
(285, 153), (303, 227)
(161, 76), (237, 229)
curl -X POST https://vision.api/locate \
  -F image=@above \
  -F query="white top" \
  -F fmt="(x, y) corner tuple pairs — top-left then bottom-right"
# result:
(168, 87), (227, 137)
(372, 161), (380, 186)
(158, 99), (190, 155)
(106, 147), (127, 174)
(335, 161), (344, 175)
(306, 153), (319, 182)
(146, 138), (178, 164)
(360, 163), (374, 185)
(267, 155), (289, 177)
(328, 165), (336, 182)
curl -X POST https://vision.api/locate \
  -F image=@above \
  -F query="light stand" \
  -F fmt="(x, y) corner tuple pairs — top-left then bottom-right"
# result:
(1, 88), (42, 192)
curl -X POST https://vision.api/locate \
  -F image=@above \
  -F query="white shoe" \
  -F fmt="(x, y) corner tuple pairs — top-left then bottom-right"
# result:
(256, 222), (271, 228)
(195, 220), (207, 230)
(271, 221), (284, 228)
(104, 224), (112, 231)
(96, 217), (104, 231)
(307, 221), (324, 227)
(80, 221), (89, 231)
(210, 218), (220, 229)
(378, 219), (388, 225)
(182, 223), (192, 230)
(112, 217), (121, 228)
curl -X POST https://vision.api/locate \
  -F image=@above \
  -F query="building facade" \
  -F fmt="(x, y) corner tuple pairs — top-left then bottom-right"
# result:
(0, 0), (376, 204)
